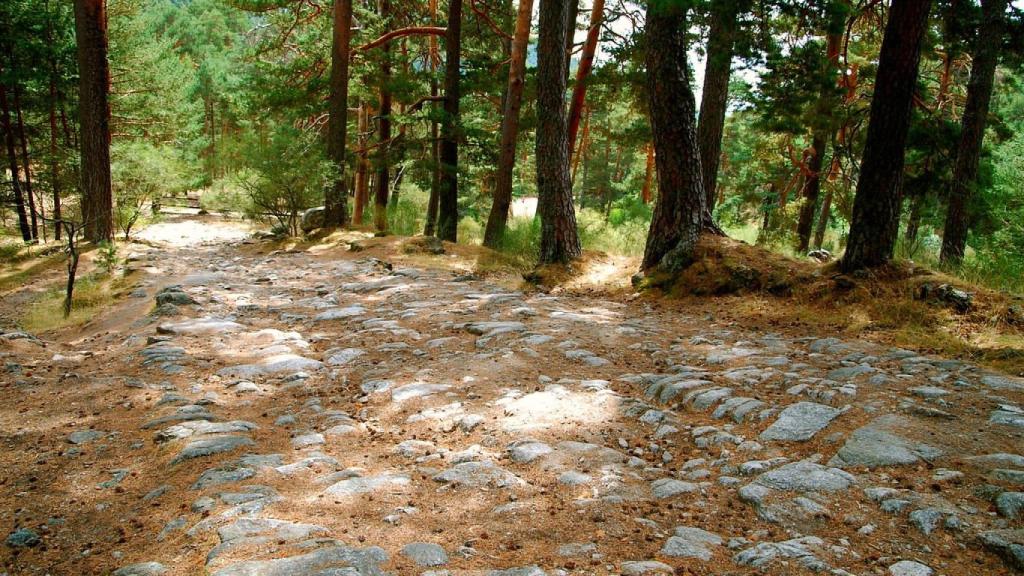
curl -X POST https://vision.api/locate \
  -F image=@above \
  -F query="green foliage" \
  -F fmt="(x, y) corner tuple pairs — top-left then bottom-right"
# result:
(96, 242), (120, 275)
(234, 125), (333, 236)
(111, 141), (184, 238)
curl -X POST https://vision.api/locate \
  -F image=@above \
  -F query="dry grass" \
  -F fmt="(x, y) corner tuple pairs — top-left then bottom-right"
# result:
(20, 272), (135, 334)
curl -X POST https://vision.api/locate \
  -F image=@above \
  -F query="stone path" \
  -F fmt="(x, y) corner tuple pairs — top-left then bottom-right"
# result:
(2, 229), (1024, 575)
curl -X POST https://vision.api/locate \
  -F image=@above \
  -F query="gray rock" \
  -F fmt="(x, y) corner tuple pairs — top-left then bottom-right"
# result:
(661, 526), (723, 560)
(978, 529), (1024, 571)
(401, 542), (448, 566)
(192, 466), (255, 489)
(488, 568), (546, 576)
(828, 416), (943, 469)
(465, 321), (526, 337)
(619, 560), (674, 575)
(981, 374), (1024, 391)
(211, 544), (388, 576)
(557, 542), (597, 556)
(507, 440), (552, 463)
(733, 536), (828, 571)
(314, 306), (367, 321)
(909, 508), (943, 535)
(5, 528), (40, 548)
(325, 348), (365, 366)
(112, 562), (168, 576)
(759, 402), (842, 442)
(997, 492), (1024, 520)
(651, 478), (698, 499)
(888, 560), (933, 576)
(68, 429), (105, 444)
(172, 436), (254, 464)
(392, 383), (451, 402)
(753, 460), (855, 493)
(324, 473), (410, 497)
(157, 318), (244, 335)
(433, 461), (523, 489)
(300, 206), (325, 232)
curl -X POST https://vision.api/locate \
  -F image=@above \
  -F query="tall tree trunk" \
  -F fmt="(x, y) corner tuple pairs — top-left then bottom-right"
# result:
(840, 0), (931, 272)
(564, 0), (578, 77)
(696, 0), (741, 214)
(373, 0), (392, 233)
(49, 70), (63, 241)
(435, 0), (462, 242)
(0, 74), (31, 242)
(12, 77), (38, 240)
(566, 0), (604, 157)
(641, 2), (715, 272)
(324, 0), (352, 227)
(813, 157), (840, 249)
(353, 102), (369, 225)
(535, 0), (581, 264)
(483, 0), (535, 248)
(424, 78), (441, 235)
(795, 25), (843, 253)
(940, 0), (1007, 264)
(640, 142), (655, 204)
(905, 190), (924, 245)
(73, 0), (114, 243)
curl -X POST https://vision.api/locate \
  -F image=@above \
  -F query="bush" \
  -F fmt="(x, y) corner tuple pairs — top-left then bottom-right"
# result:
(236, 125), (334, 236)
(111, 141), (186, 238)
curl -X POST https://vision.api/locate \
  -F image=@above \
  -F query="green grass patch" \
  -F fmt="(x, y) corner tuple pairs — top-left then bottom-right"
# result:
(20, 273), (130, 333)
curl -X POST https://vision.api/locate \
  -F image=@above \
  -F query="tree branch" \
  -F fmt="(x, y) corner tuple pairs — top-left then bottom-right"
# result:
(356, 26), (447, 51)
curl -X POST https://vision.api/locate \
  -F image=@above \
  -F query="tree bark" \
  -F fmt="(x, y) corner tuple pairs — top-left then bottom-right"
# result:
(840, 0), (931, 272)
(0, 73), (31, 242)
(564, 0), (578, 78)
(325, 0), (352, 227)
(640, 142), (655, 204)
(535, 0), (581, 264)
(11, 82), (38, 241)
(795, 29), (842, 254)
(73, 0), (114, 243)
(483, 0), (535, 248)
(641, 2), (714, 272)
(696, 0), (741, 214)
(353, 102), (370, 225)
(813, 183), (834, 250)
(940, 0), (1007, 264)
(373, 0), (392, 233)
(566, 0), (604, 158)
(424, 78), (441, 235)
(435, 0), (463, 242)
(48, 18), (63, 241)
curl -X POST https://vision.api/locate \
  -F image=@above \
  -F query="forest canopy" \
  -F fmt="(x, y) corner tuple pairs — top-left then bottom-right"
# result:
(2, 0), (1024, 290)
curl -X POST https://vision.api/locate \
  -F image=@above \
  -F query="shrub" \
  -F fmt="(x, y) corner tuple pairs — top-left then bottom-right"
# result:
(111, 141), (187, 238)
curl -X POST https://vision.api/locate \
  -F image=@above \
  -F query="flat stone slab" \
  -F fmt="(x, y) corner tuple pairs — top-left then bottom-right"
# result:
(760, 402), (842, 442)
(651, 478), (698, 499)
(889, 560), (933, 576)
(433, 461), (523, 489)
(661, 526), (723, 560)
(391, 383), (451, 402)
(828, 415), (943, 469)
(400, 542), (448, 566)
(507, 440), (552, 463)
(172, 436), (255, 464)
(112, 563), (168, 576)
(978, 529), (1024, 571)
(157, 318), (244, 335)
(325, 348), (366, 366)
(323, 473), (410, 497)
(210, 544), (388, 576)
(981, 374), (1024, 391)
(314, 306), (367, 321)
(619, 560), (674, 575)
(218, 518), (328, 543)
(464, 321), (526, 337)
(218, 354), (324, 378)
(752, 460), (855, 493)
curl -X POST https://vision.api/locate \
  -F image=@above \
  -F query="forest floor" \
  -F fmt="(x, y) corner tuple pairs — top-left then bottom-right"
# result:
(1, 215), (1023, 576)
